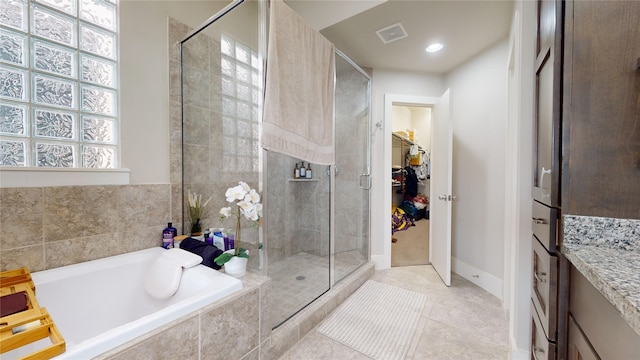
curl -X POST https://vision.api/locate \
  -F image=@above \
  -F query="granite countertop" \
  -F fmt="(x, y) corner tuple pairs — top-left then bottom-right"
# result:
(562, 215), (640, 337)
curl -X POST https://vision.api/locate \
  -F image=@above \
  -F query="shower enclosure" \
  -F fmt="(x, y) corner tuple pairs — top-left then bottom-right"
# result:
(179, 0), (371, 329)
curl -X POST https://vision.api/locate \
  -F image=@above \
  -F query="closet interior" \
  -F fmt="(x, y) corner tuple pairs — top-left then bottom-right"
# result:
(391, 105), (431, 266)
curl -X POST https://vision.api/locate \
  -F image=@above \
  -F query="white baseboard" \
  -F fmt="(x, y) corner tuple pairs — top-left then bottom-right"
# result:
(452, 257), (503, 300)
(509, 346), (529, 360)
(370, 254), (390, 270)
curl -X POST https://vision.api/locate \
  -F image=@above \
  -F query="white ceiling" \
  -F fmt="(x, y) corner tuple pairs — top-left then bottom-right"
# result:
(285, 0), (514, 74)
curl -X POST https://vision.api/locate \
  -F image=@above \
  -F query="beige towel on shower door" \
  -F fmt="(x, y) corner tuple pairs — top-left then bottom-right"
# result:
(262, 0), (335, 165)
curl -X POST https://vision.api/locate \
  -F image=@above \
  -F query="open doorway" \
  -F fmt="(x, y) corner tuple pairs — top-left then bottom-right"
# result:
(391, 105), (431, 266)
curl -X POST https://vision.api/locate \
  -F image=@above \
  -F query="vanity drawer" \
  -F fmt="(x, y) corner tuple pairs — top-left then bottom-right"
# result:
(532, 236), (558, 341)
(570, 266), (640, 359)
(567, 314), (599, 360)
(532, 200), (558, 254)
(531, 302), (556, 360)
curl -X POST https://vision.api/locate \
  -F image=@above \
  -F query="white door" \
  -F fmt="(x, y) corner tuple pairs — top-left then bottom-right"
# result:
(429, 89), (453, 286)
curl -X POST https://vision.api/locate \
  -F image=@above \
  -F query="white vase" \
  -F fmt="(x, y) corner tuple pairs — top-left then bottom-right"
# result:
(224, 254), (248, 277)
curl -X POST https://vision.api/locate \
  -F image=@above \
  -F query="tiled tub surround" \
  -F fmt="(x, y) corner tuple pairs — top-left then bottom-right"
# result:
(95, 262), (373, 360)
(562, 215), (640, 337)
(0, 184), (177, 272)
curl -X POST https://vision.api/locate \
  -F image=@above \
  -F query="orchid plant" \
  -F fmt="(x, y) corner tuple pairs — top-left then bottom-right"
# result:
(215, 182), (263, 266)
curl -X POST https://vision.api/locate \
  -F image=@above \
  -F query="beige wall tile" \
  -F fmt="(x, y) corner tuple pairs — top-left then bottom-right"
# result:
(44, 186), (118, 242)
(45, 234), (117, 268)
(201, 288), (260, 360)
(1, 187), (43, 249)
(0, 245), (45, 272)
(118, 184), (170, 230)
(106, 316), (199, 360)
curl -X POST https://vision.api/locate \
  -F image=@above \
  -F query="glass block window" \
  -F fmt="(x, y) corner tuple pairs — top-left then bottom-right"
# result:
(0, 0), (118, 168)
(220, 34), (261, 173)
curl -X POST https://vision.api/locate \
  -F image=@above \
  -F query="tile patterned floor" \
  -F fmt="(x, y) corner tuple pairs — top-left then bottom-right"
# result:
(279, 265), (509, 359)
(269, 251), (366, 327)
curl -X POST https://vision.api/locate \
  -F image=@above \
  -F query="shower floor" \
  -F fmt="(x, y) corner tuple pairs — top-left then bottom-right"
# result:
(269, 250), (366, 328)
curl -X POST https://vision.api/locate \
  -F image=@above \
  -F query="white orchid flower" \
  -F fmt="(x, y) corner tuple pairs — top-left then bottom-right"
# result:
(245, 208), (259, 221)
(237, 200), (253, 212)
(254, 203), (263, 217)
(246, 189), (260, 204)
(239, 181), (250, 192)
(226, 184), (247, 202)
(219, 207), (232, 218)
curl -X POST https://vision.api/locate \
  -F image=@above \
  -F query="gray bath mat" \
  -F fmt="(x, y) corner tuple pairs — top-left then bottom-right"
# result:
(317, 280), (426, 360)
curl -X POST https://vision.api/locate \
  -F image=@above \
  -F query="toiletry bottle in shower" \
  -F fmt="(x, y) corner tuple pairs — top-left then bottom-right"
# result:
(294, 162), (300, 179)
(300, 162), (306, 178)
(306, 163), (312, 178)
(162, 223), (174, 249)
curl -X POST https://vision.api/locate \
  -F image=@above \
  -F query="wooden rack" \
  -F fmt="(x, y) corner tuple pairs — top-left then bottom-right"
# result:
(1, 267), (65, 360)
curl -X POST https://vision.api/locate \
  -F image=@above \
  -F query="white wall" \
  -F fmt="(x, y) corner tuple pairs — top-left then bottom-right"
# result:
(119, 1), (228, 184)
(391, 106), (412, 132)
(506, 1), (536, 358)
(412, 107), (431, 150)
(445, 39), (509, 283)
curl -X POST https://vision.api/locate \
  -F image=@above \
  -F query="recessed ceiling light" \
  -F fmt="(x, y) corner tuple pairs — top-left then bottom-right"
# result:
(425, 43), (444, 53)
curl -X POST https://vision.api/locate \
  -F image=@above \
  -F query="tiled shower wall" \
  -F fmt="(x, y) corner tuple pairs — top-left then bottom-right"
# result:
(175, 17), (262, 271)
(265, 152), (330, 265)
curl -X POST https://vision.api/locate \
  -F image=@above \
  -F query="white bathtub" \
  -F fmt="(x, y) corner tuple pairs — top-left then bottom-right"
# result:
(4, 247), (243, 359)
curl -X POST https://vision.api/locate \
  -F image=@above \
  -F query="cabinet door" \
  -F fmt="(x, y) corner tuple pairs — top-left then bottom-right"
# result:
(532, 236), (558, 341)
(533, 0), (563, 207)
(562, 0), (640, 218)
(567, 315), (599, 360)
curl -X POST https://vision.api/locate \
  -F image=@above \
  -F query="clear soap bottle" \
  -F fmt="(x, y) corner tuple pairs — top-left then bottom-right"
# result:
(300, 162), (306, 178)
(306, 163), (312, 178)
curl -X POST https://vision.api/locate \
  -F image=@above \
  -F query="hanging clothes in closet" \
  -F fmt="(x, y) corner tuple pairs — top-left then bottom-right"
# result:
(405, 147), (430, 180)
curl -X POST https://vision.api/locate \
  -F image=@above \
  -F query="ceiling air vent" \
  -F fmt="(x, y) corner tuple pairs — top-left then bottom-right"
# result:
(375, 22), (408, 44)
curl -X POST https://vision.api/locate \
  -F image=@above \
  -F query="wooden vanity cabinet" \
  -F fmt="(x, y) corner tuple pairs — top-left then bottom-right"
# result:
(531, 0), (564, 358)
(569, 266), (640, 359)
(567, 315), (598, 360)
(532, 0), (640, 358)
(561, 0), (640, 219)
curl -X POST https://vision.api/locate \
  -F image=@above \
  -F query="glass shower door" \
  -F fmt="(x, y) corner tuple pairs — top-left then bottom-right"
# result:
(265, 152), (330, 328)
(333, 50), (371, 283)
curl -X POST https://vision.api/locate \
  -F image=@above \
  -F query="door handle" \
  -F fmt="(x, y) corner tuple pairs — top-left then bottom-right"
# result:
(326, 165), (339, 177)
(540, 166), (552, 185)
(360, 174), (371, 190)
(532, 346), (545, 360)
(532, 218), (547, 225)
(534, 271), (547, 283)
(438, 194), (447, 200)
(447, 195), (456, 201)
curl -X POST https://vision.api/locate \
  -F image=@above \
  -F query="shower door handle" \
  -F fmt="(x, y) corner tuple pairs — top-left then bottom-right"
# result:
(360, 174), (371, 190)
(326, 165), (339, 177)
